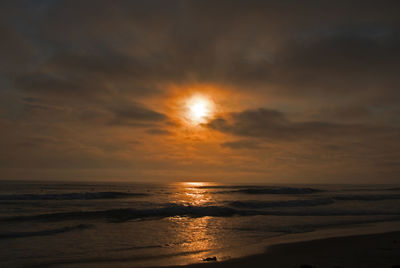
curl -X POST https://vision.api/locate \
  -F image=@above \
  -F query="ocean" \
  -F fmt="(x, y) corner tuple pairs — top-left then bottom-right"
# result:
(1, 181), (400, 267)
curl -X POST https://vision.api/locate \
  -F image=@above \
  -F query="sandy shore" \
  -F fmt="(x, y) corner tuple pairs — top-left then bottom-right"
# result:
(157, 231), (400, 268)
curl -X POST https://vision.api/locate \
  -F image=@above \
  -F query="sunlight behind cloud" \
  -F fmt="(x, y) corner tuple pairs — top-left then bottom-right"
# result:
(186, 95), (214, 124)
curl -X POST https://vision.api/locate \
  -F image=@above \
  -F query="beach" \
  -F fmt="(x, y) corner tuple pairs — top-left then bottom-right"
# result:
(161, 231), (400, 268)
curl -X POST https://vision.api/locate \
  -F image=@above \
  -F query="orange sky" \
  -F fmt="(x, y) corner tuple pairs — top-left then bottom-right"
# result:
(0, 1), (400, 183)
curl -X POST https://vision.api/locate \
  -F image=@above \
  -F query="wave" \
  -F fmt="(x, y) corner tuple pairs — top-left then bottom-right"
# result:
(229, 198), (334, 209)
(0, 191), (149, 200)
(3, 204), (400, 223)
(27, 249), (211, 268)
(0, 224), (92, 239)
(271, 216), (400, 234)
(1, 205), (239, 222)
(386, 187), (400, 191)
(219, 187), (321, 195)
(196, 185), (322, 194)
(112, 245), (163, 251)
(333, 194), (400, 201)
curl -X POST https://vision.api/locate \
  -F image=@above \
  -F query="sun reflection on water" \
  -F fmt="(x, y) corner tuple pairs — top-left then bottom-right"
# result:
(168, 216), (215, 250)
(166, 182), (220, 262)
(171, 182), (215, 206)
(183, 182), (206, 187)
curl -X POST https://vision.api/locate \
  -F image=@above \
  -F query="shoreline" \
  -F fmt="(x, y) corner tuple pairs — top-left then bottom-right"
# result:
(152, 227), (400, 268)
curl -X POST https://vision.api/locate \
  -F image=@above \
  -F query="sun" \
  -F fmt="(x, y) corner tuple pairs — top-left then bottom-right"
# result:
(185, 95), (214, 124)
(190, 100), (208, 121)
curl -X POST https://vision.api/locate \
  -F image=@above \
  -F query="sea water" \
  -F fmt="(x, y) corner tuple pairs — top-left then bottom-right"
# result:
(1, 181), (400, 267)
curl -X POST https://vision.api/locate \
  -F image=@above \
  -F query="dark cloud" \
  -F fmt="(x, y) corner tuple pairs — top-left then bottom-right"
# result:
(15, 73), (103, 99)
(0, 22), (35, 74)
(110, 103), (167, 126)
(43, 51), (178, 85)
(13, 50), (167, 101)
(316, 105), (372, 123)
(6, 0), (400, 103)
(271, 26), (400, 98)
(146, 128), (171, 135)
(208, 108), (400, 142)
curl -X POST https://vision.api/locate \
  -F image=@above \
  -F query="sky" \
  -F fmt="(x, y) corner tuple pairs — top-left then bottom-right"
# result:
(0, 0), (399, 183)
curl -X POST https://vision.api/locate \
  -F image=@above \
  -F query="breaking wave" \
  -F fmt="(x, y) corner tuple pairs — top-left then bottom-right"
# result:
(0, 224), (92, 239)
(219, 187), (321, 195)
(3, 204), (400, 223)
(229, 198), (334, 208)
(270, 216), (400, 234)
(0, 192), (149, 200)
(332, 194), (400, 201)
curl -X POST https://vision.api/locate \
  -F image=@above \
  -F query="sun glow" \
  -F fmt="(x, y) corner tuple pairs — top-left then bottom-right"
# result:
(186, 95), (214, 124)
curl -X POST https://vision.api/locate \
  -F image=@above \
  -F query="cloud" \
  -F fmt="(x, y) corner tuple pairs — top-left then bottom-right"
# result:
(0, 22), (34, 74)
(1, 0), (400, 182)
(208, 108), (399, 142)
(221, 140), (262, 150)
(15, 73), (102, 99)
(110, 103), (167, 125)
(42, 51), (178, 85)
(13, 49), (168, 101)
(7, 0), (400, 104)
(146, 128), (171, 135)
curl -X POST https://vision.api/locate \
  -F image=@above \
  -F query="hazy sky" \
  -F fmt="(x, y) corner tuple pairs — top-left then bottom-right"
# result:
(1, 0), (400, 183)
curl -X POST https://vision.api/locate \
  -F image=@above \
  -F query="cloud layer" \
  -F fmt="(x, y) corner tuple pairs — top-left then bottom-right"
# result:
(0, 0), (399, 182)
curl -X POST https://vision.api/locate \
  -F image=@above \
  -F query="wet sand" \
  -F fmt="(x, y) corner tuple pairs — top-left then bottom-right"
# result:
(159, 231), (400, 268)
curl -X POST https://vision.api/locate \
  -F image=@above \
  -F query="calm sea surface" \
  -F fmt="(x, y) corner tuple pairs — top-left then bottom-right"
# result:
(1, 181), (400, 267)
